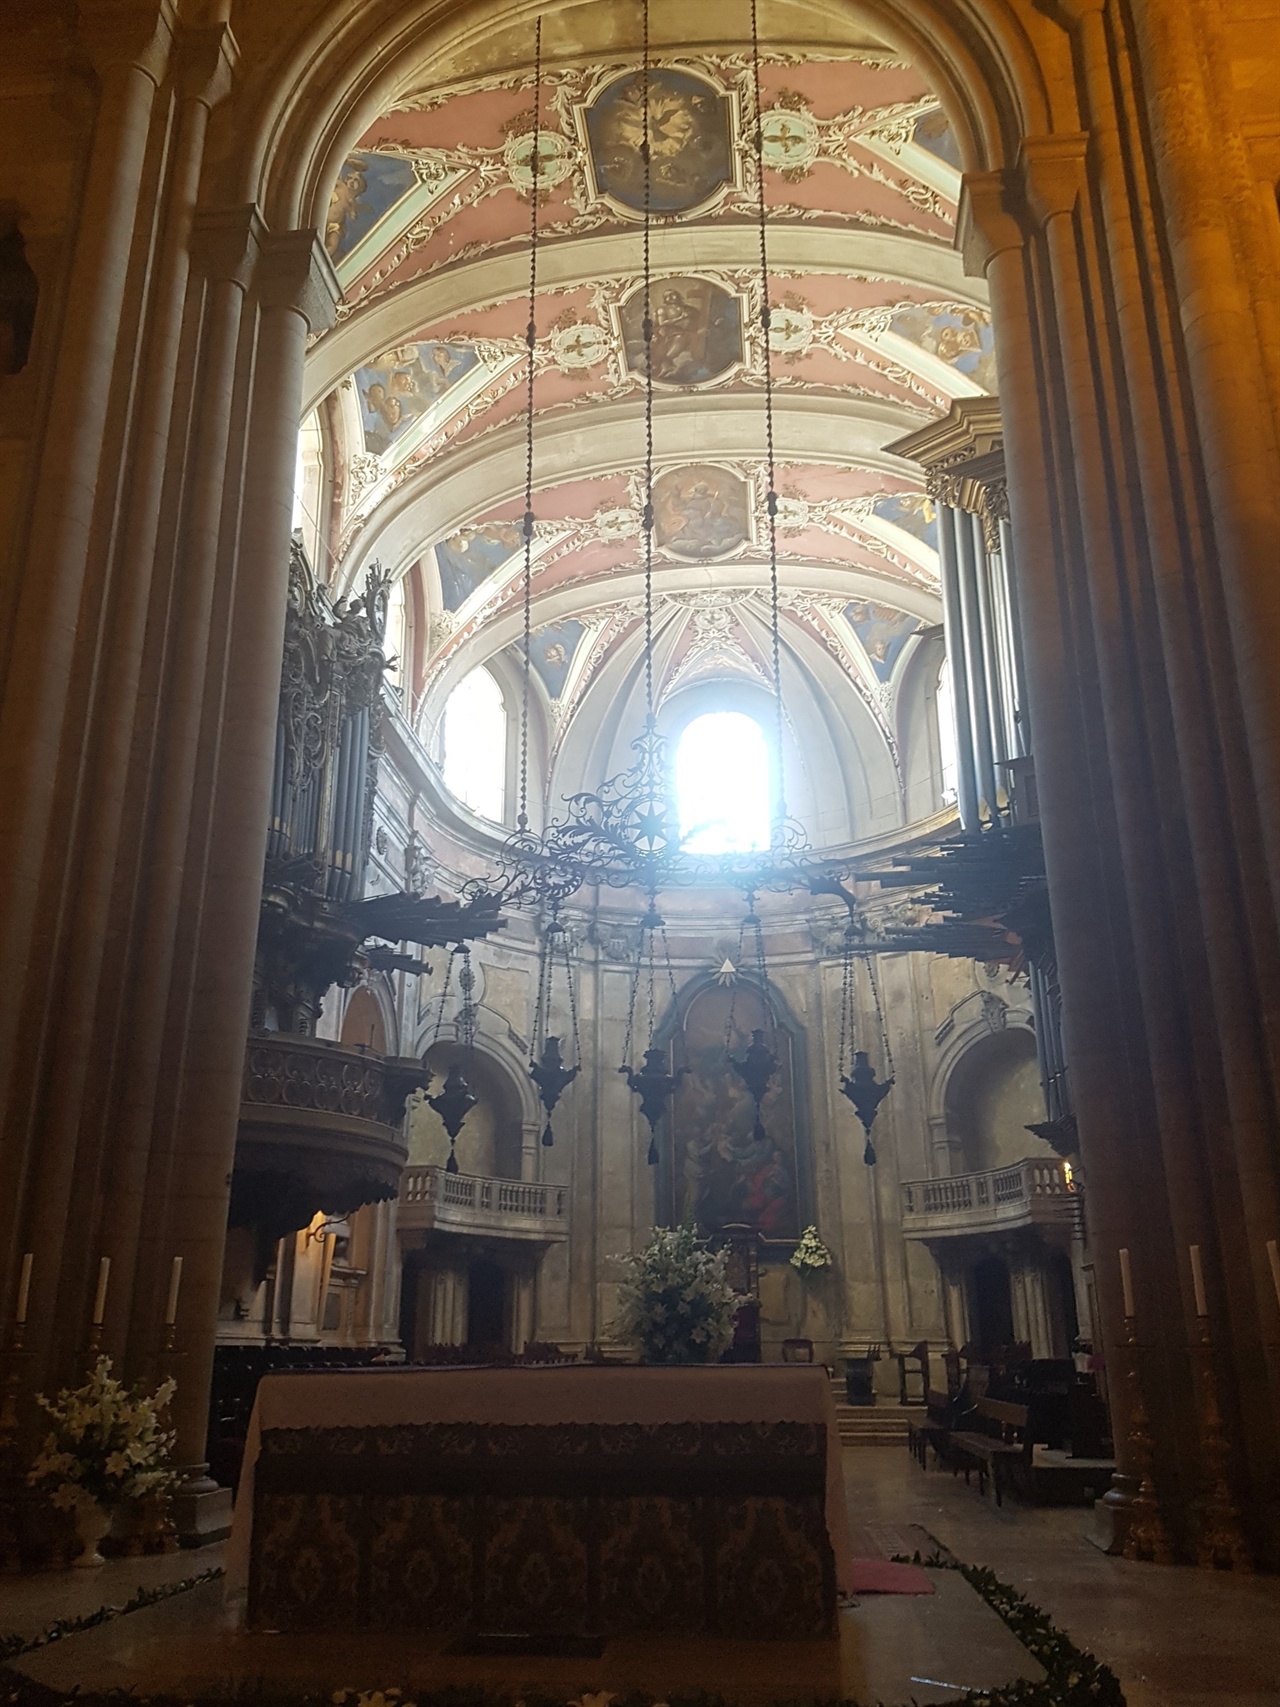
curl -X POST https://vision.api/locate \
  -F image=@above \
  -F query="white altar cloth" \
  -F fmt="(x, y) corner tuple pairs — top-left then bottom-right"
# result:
(226, 1363), (853, 1598)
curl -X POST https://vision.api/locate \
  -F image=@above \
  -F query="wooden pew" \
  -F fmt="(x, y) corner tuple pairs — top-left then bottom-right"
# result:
(908, 1387), (955, 1470)
(948, 1397), (1030, 1506)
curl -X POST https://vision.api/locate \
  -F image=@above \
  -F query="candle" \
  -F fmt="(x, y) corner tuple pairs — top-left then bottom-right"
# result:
(1119, 1247), (1135, 1318)
(164, 1256), (183, 1327)
(91, 1256), (110, 1326)
(1189, 1244), (1208, 1317)
(1268, 1239), (1280, 1313)
(14, 1253), (32, 1324)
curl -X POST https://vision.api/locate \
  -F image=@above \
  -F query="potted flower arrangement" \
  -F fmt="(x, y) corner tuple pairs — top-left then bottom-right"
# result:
(612, 1223), (738, 1365)
(28, 1357), (177, 1566)
(790, 1225), (833, 1276)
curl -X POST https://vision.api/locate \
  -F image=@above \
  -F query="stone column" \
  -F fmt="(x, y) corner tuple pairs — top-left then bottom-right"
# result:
(159, 228), (338, 1542)
(511, 1265), (536, 1354)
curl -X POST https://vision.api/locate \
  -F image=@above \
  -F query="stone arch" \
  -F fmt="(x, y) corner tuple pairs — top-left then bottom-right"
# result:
(219, 1), (1065, 239)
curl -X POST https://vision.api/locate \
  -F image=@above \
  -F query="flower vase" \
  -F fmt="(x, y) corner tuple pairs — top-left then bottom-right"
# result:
(72, 1499), (112, 1567)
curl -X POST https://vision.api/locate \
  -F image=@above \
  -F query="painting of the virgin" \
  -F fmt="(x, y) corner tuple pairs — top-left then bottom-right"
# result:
(670, 982), (800, 1239)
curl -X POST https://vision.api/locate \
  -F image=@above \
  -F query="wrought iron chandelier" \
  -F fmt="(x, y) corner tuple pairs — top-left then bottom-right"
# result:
(452, 1), (897, 1159)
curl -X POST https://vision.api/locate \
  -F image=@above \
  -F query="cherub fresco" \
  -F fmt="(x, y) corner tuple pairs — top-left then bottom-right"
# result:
(324, 154), (418, 263)
(845, 600), (921, 682)
(355, 342), (479, 455)
(890, 305), (997, 392)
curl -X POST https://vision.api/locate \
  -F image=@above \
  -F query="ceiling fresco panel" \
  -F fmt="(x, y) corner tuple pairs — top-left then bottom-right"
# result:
(618, 275), (745, 386)
(582, 67), (736, 216)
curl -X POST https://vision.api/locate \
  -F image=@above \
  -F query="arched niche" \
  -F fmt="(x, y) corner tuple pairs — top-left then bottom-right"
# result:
(410, 1041), (525, 1179)
(942, 1023), (1051, 1175)
(656, 975), (810, 1240)
(339, 984), (390, 1053)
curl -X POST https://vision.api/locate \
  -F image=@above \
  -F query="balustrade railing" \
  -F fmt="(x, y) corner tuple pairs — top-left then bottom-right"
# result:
(399, 1165), (567, 1231)
(901, 1156), (1072, 1227)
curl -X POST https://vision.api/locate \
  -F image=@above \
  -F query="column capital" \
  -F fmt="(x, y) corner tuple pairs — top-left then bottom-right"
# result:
(1019, 134), (1090, 227)
(957, 171), (1024, 277)
(76, 0), (176, 83)
(189, 204), (265, 290)
(175, 21), (239, 108)
(255, 229), (341, 335)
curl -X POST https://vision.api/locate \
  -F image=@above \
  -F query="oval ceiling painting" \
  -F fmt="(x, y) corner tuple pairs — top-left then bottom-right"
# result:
(653, 465), (750, 561)
(585, 68), (734, 216)
(620, 276), (744, 386)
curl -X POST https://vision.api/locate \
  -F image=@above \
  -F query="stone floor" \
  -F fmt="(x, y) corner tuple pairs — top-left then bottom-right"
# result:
(1, 1444), (1277, 1704)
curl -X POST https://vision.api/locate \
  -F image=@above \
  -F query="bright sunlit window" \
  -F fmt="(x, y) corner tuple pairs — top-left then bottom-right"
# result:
(442, 666), (506, 822)
(676, 711), (771, 854)
(937, 658), (959, 806)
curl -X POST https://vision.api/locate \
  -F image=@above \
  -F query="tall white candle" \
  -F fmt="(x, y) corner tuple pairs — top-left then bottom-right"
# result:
(1267, 1239), (1280, 1313)
(14, 1253), (32, 1324)
(1119, 1247), (1135, 1318)
(1189, 1244), (1208, 1317)
(164, 1256), (183, 1327)
(91, 1256), (110, 1326)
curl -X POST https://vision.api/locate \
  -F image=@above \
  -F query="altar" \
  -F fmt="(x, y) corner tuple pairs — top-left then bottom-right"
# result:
(227, 1364), (851, 1639)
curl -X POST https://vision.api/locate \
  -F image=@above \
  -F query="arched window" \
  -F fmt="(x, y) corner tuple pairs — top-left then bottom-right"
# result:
(384, 576), (408, 705)
(442, 666), (506, 822)
(675, 710), (770, 854)
(937, 658), (959, 806)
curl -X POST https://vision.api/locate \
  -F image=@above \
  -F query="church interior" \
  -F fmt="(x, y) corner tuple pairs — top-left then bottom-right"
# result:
(0, 0), (1278, 1702)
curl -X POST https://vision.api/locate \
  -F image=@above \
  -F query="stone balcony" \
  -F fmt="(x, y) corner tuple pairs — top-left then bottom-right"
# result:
(398, 1166), (569, 1244)
(900, 1157), (1078, 1242)
(234, 1034), (427, 1239)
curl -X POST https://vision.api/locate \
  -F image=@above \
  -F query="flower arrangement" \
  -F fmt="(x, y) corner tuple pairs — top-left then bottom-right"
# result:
(27, 1357), (177, 1513)
(790, 1225), (833, 1274)
(612, 1223), (738, 1365)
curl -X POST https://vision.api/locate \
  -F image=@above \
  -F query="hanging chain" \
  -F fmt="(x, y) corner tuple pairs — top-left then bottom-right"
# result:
(621, 926), (642, 1068)
(458, 944), (477, 1049)
(749, 0), (786, 832)
(838, 930), (855, 1078)
(517, 16), (544, 831)
(725, 902), (751, 1052)
(532, 907), (554, 1062)
(640, 0), (657, 726)
(430, 946), (456, 1045)
(861, 949), (895, 1077)
(646, 917), (658, 1047)
(659, 924), (680, 1022)
(560, 920), (583, 1066)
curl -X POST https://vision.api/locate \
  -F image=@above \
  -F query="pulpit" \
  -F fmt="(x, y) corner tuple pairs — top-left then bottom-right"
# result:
(227, 1365), (850, 1639)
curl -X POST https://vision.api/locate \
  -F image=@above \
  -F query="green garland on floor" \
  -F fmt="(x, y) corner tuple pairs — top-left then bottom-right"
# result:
(0, 1566), (224, 1662)
(0, 1555), (1125, 1707)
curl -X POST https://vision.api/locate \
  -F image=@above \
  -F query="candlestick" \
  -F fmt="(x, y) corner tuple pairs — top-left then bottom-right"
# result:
(1119, 1246), (1135, 1318)
(14, 1253), (32, 1325)
(1267, 1239), (1280, 1314)
(164, 1256), (183, 1327)
(1189, 1244), (1208, 1317)
(91, 1257), (110, 1326)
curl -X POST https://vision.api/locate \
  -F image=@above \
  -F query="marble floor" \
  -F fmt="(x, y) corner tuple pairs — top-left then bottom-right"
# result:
(2, 1445), (1278, 1704)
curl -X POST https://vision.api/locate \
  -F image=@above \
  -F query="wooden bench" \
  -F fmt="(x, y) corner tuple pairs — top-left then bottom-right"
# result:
(948, 1397), (1030, 1506)
(907, 1387), (954, 1470)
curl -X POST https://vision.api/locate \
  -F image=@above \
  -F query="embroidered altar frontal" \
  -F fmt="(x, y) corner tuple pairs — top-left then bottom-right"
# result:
(248, 1419), (836, 1638)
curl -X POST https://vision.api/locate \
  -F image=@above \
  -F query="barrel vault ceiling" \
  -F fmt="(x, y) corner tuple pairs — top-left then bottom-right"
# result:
(301, 5), (989, 828)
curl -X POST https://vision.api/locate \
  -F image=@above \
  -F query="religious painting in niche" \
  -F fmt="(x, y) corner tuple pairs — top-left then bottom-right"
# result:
(325, 153), (417, 261)
(912, 108), (962, 169)
(873, 492), (939, 553)
(619, 277), (743, 386)
(355, 342), (479, 456)
(529, 620), (587, 698)
(845, 600), (921, 681)
(670, 982), (799, 1239)
(890, 305), (997, 392)
(585, 69), (733, 215)
(435, 522), (521, 611)
(653, 465), (750, 561)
